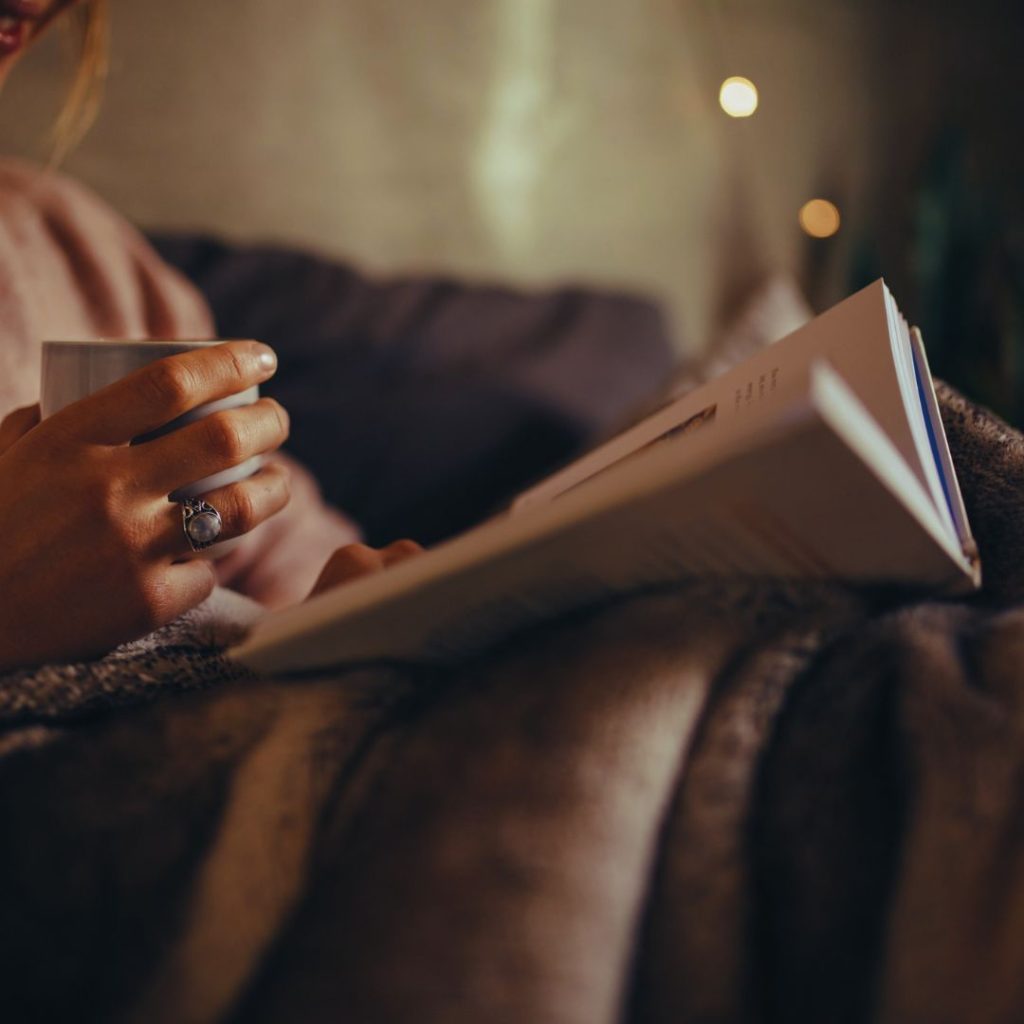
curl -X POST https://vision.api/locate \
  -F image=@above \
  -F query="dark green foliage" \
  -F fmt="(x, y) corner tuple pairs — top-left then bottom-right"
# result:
(854, 130), (1024, 426)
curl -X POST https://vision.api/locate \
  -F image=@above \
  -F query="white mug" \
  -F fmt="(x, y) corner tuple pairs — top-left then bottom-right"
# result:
(40, 339), (263, 553)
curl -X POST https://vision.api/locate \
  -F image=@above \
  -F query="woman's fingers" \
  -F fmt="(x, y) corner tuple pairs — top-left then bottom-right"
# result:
(0, 404), (40, 454)
(151, 461), (292, 559)
(314, 545), (386, 591)
(51, 341), (278, 445)
(381, 539), (424, 567)
(145, 560), (219, 631)
(131, 398), (290, 496)
(309, 539), (424, 597)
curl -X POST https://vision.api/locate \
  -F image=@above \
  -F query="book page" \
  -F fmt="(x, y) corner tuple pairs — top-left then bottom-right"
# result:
(512, 280), (925, 515)
(882, 293), (956, 537)
(907, 326), (974, 553)
(232, 363), (977, 674)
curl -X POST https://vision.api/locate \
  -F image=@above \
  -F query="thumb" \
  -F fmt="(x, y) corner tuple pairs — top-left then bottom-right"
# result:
(0, 404), (41, 454)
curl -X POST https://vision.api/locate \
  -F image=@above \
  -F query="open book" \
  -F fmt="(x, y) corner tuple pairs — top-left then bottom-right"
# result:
(230, 280), (980, 674)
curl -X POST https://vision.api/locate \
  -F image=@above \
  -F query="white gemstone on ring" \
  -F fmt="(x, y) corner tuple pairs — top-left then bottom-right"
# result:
(182, 498), (223, 551)
(187, 512), (222, 545)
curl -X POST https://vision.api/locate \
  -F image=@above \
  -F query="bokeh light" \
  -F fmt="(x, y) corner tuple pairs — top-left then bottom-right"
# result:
(719, 77), (759, 118)
(799, 199), (841, 238)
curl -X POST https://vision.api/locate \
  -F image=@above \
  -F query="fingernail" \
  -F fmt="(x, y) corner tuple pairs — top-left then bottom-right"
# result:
(255, 345), (277, 373)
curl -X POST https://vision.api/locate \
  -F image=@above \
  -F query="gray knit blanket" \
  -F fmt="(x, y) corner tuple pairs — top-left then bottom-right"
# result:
(1, 383), (1022, 1024)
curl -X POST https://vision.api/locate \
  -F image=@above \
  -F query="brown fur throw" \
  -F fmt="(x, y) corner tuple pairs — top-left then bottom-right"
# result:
(1, 384), (1023, 1024)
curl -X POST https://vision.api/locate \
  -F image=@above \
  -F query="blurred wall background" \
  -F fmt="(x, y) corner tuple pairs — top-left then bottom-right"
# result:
(0, 0), (1021, 415)
(0, 0), (879, 350)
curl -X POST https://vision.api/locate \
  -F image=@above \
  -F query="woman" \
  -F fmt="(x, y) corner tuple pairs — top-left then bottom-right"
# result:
(0, 0), (419, 672)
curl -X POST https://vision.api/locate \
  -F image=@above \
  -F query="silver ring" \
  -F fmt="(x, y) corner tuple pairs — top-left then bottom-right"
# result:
(181, 497), (223, 551)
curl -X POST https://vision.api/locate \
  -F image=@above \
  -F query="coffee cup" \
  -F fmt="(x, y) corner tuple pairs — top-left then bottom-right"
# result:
(40, 339), (263, 553)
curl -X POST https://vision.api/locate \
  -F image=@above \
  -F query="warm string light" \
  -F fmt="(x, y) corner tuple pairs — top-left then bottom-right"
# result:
(719, 76), (758, 118)
(799, 199), (842, 238)
(716, 73), (842, 240)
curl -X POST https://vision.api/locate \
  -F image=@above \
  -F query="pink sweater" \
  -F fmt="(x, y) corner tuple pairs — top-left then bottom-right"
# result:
(0, 158), (359, 607)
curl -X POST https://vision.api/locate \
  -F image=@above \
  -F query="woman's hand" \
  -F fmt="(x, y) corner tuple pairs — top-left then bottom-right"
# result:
(309, 539), (423, 598)
(0, 341), (289, 673)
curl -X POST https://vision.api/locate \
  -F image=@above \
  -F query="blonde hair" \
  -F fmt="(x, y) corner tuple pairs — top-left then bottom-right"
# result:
(52, 0), (109, 161)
